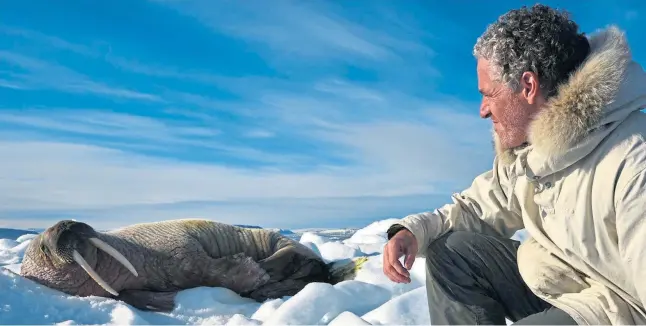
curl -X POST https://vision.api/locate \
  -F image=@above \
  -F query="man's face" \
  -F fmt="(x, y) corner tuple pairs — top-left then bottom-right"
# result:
(477, 58), (535, 150)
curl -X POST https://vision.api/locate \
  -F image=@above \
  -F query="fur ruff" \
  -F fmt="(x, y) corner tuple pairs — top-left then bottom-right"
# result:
(495, 25), (632, 165)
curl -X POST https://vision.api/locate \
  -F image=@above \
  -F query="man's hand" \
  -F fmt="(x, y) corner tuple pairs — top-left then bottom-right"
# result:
(383, 228), (418, 283)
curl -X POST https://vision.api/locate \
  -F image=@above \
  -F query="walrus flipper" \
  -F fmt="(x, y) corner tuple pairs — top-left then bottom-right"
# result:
(245, 279), (309, 301)
(205, 253), (271, 294)
(258, 245), (330, 283)
(119, 289), (178, 312)
(240, 245), (331, 301)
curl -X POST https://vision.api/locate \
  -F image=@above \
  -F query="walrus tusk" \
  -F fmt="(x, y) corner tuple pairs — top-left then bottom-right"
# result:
(89, 237), (138, 277)
(72, 250), (119, 296)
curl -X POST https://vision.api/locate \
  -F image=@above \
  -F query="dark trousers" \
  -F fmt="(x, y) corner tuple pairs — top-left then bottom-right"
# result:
(425, 231), (578, 325)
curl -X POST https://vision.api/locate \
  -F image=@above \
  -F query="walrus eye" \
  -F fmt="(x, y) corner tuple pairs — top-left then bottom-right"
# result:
(40, 243), (50, 255)
(88, 237), (138, 277)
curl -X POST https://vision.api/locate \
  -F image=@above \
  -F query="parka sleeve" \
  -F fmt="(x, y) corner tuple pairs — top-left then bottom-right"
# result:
(394, 156), (525, 257)
(615, 167), (646, 308)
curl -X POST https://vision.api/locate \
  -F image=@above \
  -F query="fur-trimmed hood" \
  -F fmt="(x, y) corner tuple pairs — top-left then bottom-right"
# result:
(496, 25), (646, 168)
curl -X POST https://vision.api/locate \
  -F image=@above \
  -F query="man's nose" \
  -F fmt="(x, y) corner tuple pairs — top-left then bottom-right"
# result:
(479, 103), (491, 119)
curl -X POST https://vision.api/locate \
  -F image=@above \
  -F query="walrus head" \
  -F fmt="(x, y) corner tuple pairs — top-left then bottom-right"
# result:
(20, 220), (138, 297)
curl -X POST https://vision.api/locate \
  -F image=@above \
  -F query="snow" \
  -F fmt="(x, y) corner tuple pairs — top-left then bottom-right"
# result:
(0, 232), (36, 266)
(328, 311), (371, 325)
(0, 219), (530, 325)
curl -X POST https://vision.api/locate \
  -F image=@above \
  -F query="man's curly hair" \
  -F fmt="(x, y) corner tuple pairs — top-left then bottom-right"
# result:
(473, 4), (591, 98)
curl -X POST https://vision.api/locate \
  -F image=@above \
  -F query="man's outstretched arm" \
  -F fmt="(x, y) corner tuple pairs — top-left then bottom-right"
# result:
(389, 156), (525, 258)
(383, 157), (524, 283)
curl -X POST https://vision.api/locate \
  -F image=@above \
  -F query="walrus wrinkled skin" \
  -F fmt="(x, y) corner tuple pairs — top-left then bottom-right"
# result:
(19, 219), (341, 312)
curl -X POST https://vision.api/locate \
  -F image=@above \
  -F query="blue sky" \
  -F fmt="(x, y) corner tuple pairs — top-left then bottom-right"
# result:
(0, 0), (643, 230)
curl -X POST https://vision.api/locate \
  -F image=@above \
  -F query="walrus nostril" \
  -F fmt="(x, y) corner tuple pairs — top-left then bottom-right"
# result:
(52, 222), (92, 249)
(54, 229), (77, 252)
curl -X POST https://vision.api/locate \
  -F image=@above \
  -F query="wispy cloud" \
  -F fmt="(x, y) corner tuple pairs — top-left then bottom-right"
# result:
(0, 140), (426, 209)
(0, 1), (497, 230)
(0, 51), (161, 101)
(0, 45), (492, 229)
(0, 25), (99, 57)
(0, 193), (447, 230)
(149, 0), (437, 74)
(0, 94), (493, 214)
(0, 109), (320, 167)
(106, 56), (224, 85)
(0, 78), (24, 90)
(0, 109), (219, 144)
(625, 10), (639, 21)
(243, 130), (275, 139)
(152, 0), (391, 61)
(0, 122), (490, 230)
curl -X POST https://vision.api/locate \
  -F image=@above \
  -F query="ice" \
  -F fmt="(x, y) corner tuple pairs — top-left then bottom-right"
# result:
(362, 287), (431, 325)
(299, 232), (328, 246)
(328, 311), (371, 325)
(0, 218), (529, 325)
(250, 298), (284, 323)
(317, 242), (363, 263)
(262, 281), (391, 325)
(342, 218), (398, 256)
(1, 236), (34, 265)
(0, 239), (19, 250)
(299, 231), (363, 263)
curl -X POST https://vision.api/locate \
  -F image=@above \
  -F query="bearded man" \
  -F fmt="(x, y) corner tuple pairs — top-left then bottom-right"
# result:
(383, 4), (646, 325)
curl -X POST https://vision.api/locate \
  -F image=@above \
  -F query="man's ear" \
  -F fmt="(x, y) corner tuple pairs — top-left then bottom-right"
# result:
(520, 71), (540, 105)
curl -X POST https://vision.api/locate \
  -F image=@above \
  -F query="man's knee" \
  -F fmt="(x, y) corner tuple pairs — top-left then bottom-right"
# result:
(425, 231), (476, 274)
(426, 231), (482, 258)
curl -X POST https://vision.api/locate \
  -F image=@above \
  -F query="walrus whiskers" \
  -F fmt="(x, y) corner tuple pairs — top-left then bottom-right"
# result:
(88, 237), (138, 277)
(70, 237), (139, 296)
(72, 250), (119, 296)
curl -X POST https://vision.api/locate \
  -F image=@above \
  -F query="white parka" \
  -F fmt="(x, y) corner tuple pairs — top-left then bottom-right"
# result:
(396, 26), (646, 325)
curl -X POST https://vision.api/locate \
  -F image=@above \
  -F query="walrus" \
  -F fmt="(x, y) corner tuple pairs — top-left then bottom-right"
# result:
(19, 218), (366, 312)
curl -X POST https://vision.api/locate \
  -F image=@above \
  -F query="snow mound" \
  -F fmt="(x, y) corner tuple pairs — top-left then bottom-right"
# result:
(1, 233), (36, 266)
(362, 287), (430, 325)
(262, 281), (390, 325)
(328, 311), (370, 325)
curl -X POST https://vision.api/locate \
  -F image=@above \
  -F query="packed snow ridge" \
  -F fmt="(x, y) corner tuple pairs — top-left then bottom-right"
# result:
(0, 220), (528, 325)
